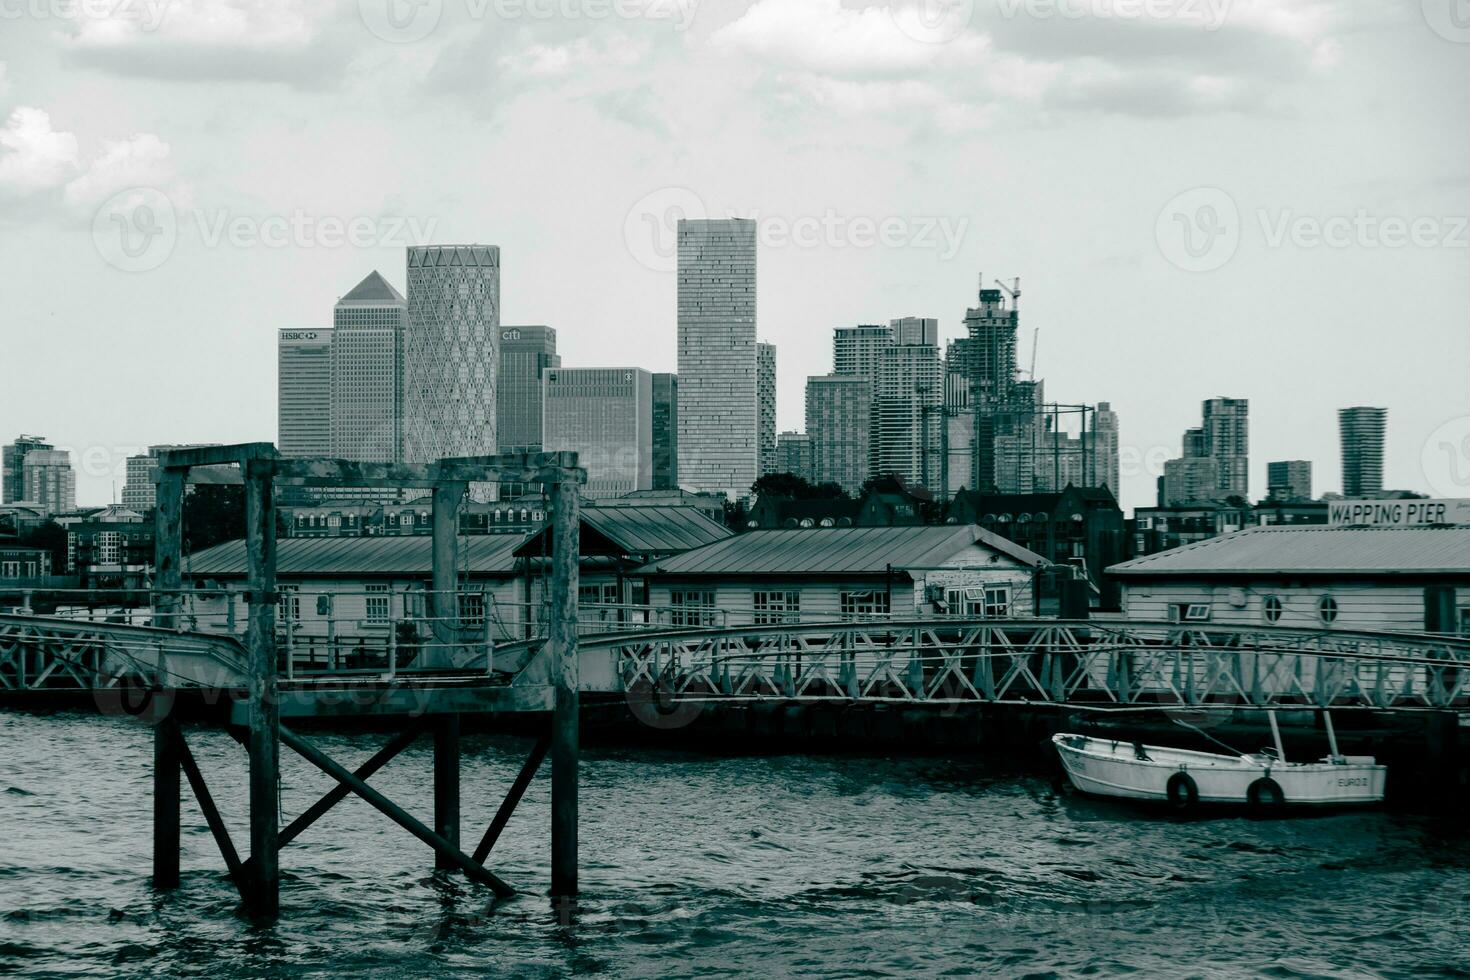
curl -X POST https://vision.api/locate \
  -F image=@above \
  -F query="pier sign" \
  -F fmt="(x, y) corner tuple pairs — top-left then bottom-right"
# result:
(1328, 498), (1470, 527)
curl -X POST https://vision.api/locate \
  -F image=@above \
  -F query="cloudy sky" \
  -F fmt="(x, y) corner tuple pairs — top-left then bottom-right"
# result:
(1, 0), (1467, 509)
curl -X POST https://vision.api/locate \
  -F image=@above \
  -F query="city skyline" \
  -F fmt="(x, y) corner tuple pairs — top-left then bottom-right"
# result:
(4, 3), (1465, 511)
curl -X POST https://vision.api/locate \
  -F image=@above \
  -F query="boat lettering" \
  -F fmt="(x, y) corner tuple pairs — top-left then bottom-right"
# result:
(1336, 777), (1369, 787)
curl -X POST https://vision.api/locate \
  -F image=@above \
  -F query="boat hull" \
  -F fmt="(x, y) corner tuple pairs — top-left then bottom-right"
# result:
(1053, 734), (1386, 807)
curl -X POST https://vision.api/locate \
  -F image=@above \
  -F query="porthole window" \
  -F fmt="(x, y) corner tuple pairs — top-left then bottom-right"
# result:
(1317, 595), (1339, 625)
(1263, 595), (1283, 624)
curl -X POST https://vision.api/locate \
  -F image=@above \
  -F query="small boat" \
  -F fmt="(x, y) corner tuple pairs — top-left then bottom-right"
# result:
(1052, 714), (1386, 813)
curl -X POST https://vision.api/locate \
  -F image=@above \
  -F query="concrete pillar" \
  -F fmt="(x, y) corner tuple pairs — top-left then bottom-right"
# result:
(433, 714), (460, 870)
(152, 716), (180, 889)
(153, 469), (185, 629)
(428, 482), (466, 669)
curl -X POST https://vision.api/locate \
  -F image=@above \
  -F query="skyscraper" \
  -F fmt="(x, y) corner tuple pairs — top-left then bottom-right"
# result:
(872, 333), (944, 489)
(1339, 406), (1387, 497)
(806, 374), (871, 496)
(497, 325), (560, 453)
(3, 435), (51, 504)
(652, 373), (679, 490)
(833, 324), (893, 379)
(757, 342), (777, 477)
(776, 431), (813, 482)
(965, 283), (1021, 489)
(1202, 397), (1249, 499)
(542, 367), (653, 498)
(1093, 402), (1121, 494)
(277, 328), (333, 457)
(1267, 460), (1313, 502)
(331, 271), (406, 464)
(403, 245), (500, 470)
(676, 219), (757, 498)
(890, 316), (939, 347)
(20, 449), (76, 516)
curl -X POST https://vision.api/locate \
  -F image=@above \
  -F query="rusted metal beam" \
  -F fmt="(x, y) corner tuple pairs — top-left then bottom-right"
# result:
(433, 713), (460, 871)
(152, 469), (185, 631)
(428, 481), (466, 669)
(472, 733), (550, 864)
(175, 727), (246, 897)
(279, 724), (514, 898)
(263, 454), (586, 488)
(158, 443), (279, 470)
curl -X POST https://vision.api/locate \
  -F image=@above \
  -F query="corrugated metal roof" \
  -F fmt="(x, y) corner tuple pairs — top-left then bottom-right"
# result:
(637, 525), (1045, 577)
(583, 506), (731, 553)
(185, 534), (527, 578)
(1108, 526), (1470, 577)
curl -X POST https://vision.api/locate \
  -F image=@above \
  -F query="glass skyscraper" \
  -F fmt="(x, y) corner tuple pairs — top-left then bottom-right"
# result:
(277, 327), (333, 457)
(676, 218), (757, 499)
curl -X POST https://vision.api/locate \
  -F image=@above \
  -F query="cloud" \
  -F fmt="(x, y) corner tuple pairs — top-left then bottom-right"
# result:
(62, 0), (353, 86)
(0, 62), (8, 99)
(0, 108), (80, 195)
(63, 133), (173, 209)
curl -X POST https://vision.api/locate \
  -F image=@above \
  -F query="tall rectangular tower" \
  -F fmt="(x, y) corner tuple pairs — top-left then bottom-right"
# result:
(1202, 397), (1249, 499)
(965, 284), (1020, 489)
(403, 245), (500, 468)
(776, 431), (813, 482)
(331, 271), (406, 464)
(757, 342), (777, 477)
(1093, 402), (1121, 495)
(1339, 406), (1387, 497)
(806, 374), (871, 496)
(1267, 460), (1313, 501)
(890, 316), (939, 347)
(542, 367), (653, 498)
(873, 337), (944, 489)
(21, 449), (76, 516)
(652, 373), (679, 490)
(676, 219), (757, 498)
(277, 328), (333, 457)
(3, 435), (52, 504)
(833, 324), (894, 379)
(497, 325), (560, 453)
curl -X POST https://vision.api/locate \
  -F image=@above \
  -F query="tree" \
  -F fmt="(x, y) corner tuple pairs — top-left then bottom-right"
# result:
(749, 472), (851, 501)
(180, 485), (291, 554)
(18, 521), (67, 576)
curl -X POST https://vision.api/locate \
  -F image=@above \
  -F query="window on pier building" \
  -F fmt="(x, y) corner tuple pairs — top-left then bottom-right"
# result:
(670, 590), (718, 627)
(753, 590), (800, 625)
(458, 591), (486, 629)
(365, 584), (390, 624)
(841, 590), (889, 618)
(278, 585), (301, 623)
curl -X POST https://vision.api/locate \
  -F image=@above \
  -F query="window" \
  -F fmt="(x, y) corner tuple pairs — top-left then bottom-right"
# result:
(1263, 595), (1283, 624)
(1317, 595), (1339, 625)
(1171, 602), (1211, 623)
(0, 561), (18, 578)
(579, 583), (620, 606)
(365, 584), (390, 624)
(278, 585), (300, 623)
(1459, 608), (1470, 637)
(984, 587), (1010, 618)
(753, 590), (801, 625)
(670, 590), (717, 627)
(458, 592), (486, 629)
(841, 590), (890, 618)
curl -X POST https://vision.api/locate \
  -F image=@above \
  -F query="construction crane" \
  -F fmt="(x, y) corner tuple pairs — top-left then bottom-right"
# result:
(994, 276), (1021, 310)
(1027, 327), (1040, 381)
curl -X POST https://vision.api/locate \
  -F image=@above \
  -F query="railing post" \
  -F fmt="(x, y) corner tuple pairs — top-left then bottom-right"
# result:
(549, 475), (580, 897)
(243, 461), (279, 921)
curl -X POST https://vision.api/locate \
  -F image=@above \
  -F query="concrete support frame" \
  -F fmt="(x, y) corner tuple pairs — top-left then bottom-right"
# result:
(149, 445), (585, 922)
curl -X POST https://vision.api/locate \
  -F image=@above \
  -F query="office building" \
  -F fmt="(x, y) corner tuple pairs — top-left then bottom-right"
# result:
(20, 449), (76, 516)
(3, 436), (51, 504)
(331, 271), (406, 464)
(964, 282), (1021, 489)
(1267, 460), (1313, 502)
(676, 218), (757, 498)
(542, 367), (653, 498)
(497, 325), (560, 453)
(890, 316), (939, 347)
(806, 375), (871, 496)
(402, 245), (500, 472)
(277, 328), (333, 457)
(1161, 456), (1222, 507)
(873, 336), (944, 489)
(1339, 407), (1387, 498)
(776, 432), (813, 482)
(652, 373), (678, 490)
(757, 342), (777, 477)
(121, 444), (221, 511)
(1202, 397), (1249, 499)
(1093, 402), (1120, 493)
(833, 324), (893, 379)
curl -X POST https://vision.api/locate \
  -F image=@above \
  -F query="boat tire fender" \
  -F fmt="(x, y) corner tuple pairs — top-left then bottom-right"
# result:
(1166, 771), (1198, 811)
(1247, 776), (1286, 816)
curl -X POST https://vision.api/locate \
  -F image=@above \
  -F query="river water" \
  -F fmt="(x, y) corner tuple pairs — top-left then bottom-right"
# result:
(3, 709), (1469, 978)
